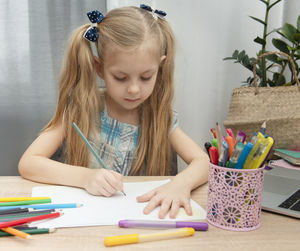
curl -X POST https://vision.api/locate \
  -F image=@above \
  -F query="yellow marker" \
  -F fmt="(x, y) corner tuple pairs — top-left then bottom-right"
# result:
(243, 133), (265, 169)
(0, 197), (51, 202)
(104, 227), (195, 247)
(250, 137), (274, 169)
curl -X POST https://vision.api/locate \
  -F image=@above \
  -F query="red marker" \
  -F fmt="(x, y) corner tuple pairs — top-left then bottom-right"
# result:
(209, 146), (219, 165)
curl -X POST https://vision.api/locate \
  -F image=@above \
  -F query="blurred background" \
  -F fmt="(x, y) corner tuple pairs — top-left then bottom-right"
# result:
(1, 0), (299, 174)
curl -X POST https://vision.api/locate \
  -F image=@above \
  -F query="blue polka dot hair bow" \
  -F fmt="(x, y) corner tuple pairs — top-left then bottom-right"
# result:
(140, 4), (167, 19)
(83, 10), (104, 42)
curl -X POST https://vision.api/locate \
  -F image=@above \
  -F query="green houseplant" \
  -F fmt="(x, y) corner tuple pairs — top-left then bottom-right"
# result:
(223, 0), (300, 153)
(224, 0), (300, 87)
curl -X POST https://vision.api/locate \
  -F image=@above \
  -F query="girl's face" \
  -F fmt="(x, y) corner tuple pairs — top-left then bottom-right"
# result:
(98, 41), (164, 114)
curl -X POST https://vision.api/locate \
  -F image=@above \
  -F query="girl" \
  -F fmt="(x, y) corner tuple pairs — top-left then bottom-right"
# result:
(18, 5), (209, 219)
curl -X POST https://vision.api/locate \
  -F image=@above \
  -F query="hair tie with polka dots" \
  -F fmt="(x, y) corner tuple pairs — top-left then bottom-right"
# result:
(83, 10), (104, 42)
(140, 4), (167, 20)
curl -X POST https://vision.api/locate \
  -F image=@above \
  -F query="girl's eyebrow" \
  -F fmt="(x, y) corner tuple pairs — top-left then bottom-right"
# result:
(111, 69), (156, 75)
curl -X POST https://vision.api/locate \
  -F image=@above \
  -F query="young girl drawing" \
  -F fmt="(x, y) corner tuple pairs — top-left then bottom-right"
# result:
(18, 5), (209, 219)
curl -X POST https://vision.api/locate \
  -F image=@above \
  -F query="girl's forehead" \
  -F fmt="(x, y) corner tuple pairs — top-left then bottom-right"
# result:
(103, 41), (161, 69)
(104, 38), (161, 60)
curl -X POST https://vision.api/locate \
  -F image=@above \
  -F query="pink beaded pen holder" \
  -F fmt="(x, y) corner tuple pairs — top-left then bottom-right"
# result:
(206, 163), (264, 231)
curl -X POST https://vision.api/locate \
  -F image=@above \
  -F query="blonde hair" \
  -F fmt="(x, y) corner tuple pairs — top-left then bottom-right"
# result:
(45, 6), (175, 175)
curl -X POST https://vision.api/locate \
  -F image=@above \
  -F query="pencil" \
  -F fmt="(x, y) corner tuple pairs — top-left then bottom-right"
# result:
(0, 197), (50, 202)
(215, 122), (222, 156)
(0, 208), (33, 215)
(0, 198), (51, 207)
(72, 122), (126, 196)
(0, 203), (82, 210)
(0, 209), (56, 221)
(1, 227), (32, 239)
(0, 228), (56, 237)
(0, 212), (62, 228)
(260, 121), (266, 134)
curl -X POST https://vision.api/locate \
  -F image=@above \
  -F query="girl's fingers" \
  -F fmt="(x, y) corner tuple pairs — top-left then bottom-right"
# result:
(142, 195), (161, 215)
(136, 189), (156, 202)
(182, 199), (193, 216)
(103, 170), (123, 194)
(158, 199), (172, 219)
(169, 200), (181, 219)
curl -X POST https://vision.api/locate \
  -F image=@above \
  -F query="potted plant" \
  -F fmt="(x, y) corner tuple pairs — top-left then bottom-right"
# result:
(224, 0), (300, 87)
(223, 0), (300, 152)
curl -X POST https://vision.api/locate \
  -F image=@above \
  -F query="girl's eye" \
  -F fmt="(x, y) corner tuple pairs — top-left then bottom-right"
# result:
(114, 76), (127, 81)
(141, 76), (152, 81)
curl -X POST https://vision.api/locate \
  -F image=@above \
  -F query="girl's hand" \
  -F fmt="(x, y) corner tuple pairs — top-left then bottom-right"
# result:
(84, 168), (124, 197)
(136, 180), (193, 219)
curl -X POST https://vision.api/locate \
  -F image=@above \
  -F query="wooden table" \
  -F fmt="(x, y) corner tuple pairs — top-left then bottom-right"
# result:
(0, 176), (299, 251)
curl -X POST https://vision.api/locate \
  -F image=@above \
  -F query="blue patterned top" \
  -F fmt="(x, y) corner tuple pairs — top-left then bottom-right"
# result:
(88, 107), (178, 175)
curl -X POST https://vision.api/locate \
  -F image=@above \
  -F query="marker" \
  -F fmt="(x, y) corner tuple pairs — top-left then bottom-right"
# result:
(225, 136), (235, 158)
(72, 122), (126, 196)
(204, 142), (212, 156)
(235, 142), (253, 169)
(104, 227), (195, 247)
(218, 140), (229, 167)
(227, 142), (244, 168)
(118, 220), (208, 231)
(209, 146), (218, 165)
(226, 128), (234, 138)
(243, 133), (265, 169)
(210, 128), (216, 138)
(249, 137), (274, 169)
(211, 138), (218, 149)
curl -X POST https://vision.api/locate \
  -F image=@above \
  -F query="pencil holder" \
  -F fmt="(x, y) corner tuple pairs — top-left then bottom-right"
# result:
(206, 163), (264, 231)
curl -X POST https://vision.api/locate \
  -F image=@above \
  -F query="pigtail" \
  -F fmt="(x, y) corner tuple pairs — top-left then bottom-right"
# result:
(45, 24), (102, 167)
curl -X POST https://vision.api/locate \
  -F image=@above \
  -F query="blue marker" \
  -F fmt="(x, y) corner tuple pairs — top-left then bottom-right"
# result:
(235, 142), (253, 169)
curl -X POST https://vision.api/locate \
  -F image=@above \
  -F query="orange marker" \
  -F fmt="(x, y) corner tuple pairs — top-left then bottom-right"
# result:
(225, 136), (235, 158)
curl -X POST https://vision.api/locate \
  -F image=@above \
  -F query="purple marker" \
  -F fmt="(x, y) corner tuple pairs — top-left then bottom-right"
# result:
(118, 220), (208, 231)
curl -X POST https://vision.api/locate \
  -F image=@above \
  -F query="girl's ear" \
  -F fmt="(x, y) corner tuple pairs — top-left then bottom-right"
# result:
(94, 56), (103, 78)
(160, 55), (166, 65)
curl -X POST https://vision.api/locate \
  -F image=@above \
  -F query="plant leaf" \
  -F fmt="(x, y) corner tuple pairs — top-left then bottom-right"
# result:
(297, 15), (300, 31)
(259, 0), (268, 5)
(268, 0), (283, 10)
(265, 54), (283, 64)
(254, 36), (266, 45)
(232, 50), (239, 58)
(272, 38), (290, 54)
(237, 50), (246, 61)
(249, 16), (266, 26)
(293, 33), (300, 43)
(282, 23), (298, 43)
(272, 72), (286, 86)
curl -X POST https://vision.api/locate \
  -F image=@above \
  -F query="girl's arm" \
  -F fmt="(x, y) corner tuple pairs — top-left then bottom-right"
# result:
(137, 127), (209, 218)
(18, 123), (123, 196)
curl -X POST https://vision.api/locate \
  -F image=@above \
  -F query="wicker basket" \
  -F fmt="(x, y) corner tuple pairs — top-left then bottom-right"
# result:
(224, 51), (300, 152)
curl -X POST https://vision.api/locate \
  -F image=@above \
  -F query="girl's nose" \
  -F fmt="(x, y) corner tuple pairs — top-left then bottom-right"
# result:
(127, 81), (140, 94)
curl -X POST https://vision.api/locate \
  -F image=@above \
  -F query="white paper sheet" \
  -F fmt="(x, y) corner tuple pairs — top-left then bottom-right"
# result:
(30, 180), (206, 228)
